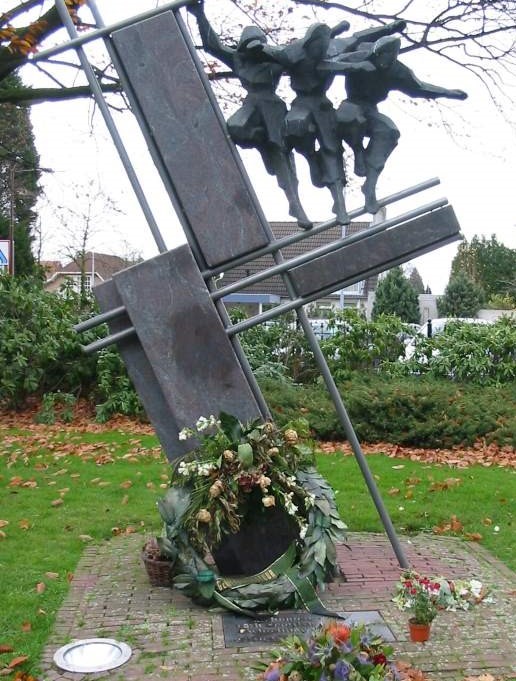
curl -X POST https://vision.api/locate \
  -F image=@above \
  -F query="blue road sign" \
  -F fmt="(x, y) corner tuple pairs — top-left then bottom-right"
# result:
(0, 241), (9, 269)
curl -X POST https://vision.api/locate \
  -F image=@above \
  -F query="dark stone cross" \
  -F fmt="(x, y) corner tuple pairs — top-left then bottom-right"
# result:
(76, 9), (462, 572)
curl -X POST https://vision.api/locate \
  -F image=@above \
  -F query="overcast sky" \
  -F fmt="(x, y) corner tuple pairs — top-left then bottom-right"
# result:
(26, 1), (516, 294)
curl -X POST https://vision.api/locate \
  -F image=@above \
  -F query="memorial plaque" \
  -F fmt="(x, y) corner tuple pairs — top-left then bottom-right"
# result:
(222, 610), (395, 646)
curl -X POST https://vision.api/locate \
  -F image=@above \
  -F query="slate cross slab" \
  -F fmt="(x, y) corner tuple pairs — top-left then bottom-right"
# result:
(91, 246), (264, 461)
(110, 10), (271, 270)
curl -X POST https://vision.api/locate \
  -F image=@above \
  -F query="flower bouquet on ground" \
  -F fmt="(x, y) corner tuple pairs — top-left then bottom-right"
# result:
(156, 413), (347, 615)
(258, 621), (402, 681)
(393, 569), (490, 642)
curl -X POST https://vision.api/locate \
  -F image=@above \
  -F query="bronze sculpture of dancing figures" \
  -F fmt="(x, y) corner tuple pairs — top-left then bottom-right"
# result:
(188, 0), (312, 228)
(256, 22), (375, 225)
(333, 34), (467, 214)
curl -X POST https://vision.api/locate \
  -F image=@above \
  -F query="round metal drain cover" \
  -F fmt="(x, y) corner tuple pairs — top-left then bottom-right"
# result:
(53, 638), (132, 673)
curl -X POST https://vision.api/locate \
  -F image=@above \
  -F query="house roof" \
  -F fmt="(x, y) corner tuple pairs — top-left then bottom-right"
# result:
(45, 252), (129, 283)
(40, 260), (62, 277)
(217, 221), (377, 299)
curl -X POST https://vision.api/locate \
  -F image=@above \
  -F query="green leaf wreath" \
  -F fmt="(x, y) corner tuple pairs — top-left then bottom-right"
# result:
(157, 414), (347, 616)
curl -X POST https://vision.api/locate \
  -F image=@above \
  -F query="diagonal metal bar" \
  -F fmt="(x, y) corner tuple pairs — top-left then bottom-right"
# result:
(202, 177), (441, 279)
(87, 0), (206, 268)
(227, 226), (459, 336)
(53, 0), (168, 254)
(73, 305), (126, 332)
(31, 0), (193, 63)
(211, 198), (448, 301)
(268, 259), (411, 569)
(82, 325), (136, 353)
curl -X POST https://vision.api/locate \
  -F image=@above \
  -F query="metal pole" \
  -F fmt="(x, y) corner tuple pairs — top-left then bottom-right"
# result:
(272, 253), (410, 569)
(82, 326), (136, 353)
(211, 198), (448, 301)
(339, 221), (347, 311)
(202, 177), (441, 279)
(73, 305), (126, 332)
(53, 0), (168, 254)
(31, 0), (193, 63)
(87, 0), (205, 265)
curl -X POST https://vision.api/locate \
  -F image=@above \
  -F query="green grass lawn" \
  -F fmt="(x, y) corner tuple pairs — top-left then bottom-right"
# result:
(316, 452), (515, 569)
(0, 427), (514, 677)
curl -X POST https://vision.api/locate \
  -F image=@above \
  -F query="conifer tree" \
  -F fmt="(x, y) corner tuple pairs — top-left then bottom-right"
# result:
(0, 74), (40, 275)
(437, 272), (485, 318)
(408, 267), (425, 294)
(372, 266), (420, 323)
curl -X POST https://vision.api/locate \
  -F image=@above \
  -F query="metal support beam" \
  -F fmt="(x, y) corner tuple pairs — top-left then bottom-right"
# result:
(74, 305), (126, 333)
(32, 0), (192, 62)
(202, 177), (441, 280)
(53, 0), (168, 254)
(82, 325), (136, 353)
(266, 249), (411, 569)
(211, 198), (448, 301)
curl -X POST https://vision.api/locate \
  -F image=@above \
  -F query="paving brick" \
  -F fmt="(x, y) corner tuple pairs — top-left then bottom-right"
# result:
(40, 532), (516, 681)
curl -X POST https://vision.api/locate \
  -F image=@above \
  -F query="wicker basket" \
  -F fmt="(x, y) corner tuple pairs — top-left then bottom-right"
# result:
(142, 552), (172, 587)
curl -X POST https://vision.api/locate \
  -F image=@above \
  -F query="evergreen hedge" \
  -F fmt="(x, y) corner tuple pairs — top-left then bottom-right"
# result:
(0, 278), (514, 447)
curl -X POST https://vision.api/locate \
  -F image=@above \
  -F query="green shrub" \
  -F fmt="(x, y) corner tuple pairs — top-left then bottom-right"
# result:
(321, 310), (408, 379)
(35, 392), (76, 424)
(237, 309), (409, 384)
(261, 374), (516, 448)
(390, 317), (516, 385)
(238, 314), (317, 384)
(94, 347), (143, 422)
(0, 277), (99, 408)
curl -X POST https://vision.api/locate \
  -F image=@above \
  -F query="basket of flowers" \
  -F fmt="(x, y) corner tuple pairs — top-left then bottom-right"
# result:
(141, 536), (176, 587)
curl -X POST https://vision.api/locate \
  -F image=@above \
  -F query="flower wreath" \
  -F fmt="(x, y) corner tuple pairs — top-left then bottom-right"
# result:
(157, 414), (347, 616)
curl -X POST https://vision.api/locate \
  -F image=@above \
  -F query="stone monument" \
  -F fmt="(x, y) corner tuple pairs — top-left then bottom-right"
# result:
(72, 2), (466, 596)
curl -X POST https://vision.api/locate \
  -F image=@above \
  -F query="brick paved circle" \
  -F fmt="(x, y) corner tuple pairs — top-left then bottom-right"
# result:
(40, 533), (516, 681)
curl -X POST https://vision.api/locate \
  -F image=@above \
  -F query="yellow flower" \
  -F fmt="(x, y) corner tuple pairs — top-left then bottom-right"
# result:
(196, 509), (212, 523)
(262, 495), (276, 508)
(209, 480), (224, 498)
(267, 447), (279, 457)
(223, 449), (235, 462)
(284, 429), (298, 445)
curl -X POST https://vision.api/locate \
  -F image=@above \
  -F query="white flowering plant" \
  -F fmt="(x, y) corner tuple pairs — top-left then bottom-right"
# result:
(157, 413), (347, 614)
(392, 569), (490, 624)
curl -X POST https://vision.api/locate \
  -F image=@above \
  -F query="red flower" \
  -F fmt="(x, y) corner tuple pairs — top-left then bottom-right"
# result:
(372, 653), (387, 666)
(325, 622), (351, 644)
